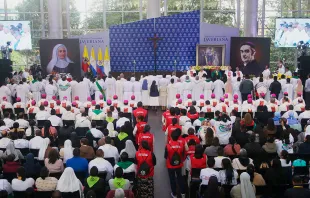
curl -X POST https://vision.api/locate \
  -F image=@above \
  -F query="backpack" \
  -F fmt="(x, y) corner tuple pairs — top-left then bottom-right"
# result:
(138, 154), (150, 176)
(170, 143), (182, 166)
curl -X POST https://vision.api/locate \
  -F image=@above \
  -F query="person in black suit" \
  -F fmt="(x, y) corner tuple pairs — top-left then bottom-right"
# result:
(284, 176), (310, 198)
(239, 42), (264, 76)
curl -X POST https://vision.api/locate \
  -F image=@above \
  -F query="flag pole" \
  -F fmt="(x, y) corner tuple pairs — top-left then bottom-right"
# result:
(174, 60), (177, 74)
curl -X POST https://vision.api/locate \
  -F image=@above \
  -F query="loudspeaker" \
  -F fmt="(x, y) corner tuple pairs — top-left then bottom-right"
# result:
(298, 56), (310, 85)
(0, 59), (13, 84)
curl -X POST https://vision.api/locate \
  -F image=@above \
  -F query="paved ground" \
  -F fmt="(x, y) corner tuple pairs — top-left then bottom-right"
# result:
(148, 110), (172, 198)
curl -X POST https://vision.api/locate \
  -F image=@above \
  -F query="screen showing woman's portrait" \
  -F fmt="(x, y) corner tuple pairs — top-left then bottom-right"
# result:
(40, 39), (81, 78)
(47, 44), (74, 74)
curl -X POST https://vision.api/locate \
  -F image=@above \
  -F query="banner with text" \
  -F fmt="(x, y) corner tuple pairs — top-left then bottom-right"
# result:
(199, 23), (239, 65)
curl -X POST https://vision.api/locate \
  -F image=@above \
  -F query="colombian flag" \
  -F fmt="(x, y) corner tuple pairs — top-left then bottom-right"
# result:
(97, 47), (105, 77)
(89, 47), (97, 76)
(104, 46), (111, 75)
(82, 45), (89, 73)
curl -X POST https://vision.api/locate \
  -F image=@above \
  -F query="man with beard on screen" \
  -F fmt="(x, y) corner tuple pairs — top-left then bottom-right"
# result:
(239, 42), (263, 76)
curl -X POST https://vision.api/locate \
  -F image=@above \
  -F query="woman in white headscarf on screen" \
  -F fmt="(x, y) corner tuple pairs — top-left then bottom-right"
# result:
(56, 167), (84, 197)
(47, 44), (74, 74)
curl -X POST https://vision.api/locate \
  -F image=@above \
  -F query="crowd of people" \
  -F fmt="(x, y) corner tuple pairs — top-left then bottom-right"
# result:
(0, 65), (309, 198)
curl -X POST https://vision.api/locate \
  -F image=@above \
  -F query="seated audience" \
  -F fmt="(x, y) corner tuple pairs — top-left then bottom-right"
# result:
(243, 134), (262, 158)
(38, 138), (53, 160)
(98, 137), (119, 162)
(284, 175), (310, 197)
(201, 127), (214, 147)
(84, 166), (105, 196)
(75, 112), (91, 129)
(11, 167), (35, 191)
(114, 152), (136, 174)
(59, 140), (74, 163)
(29, 130), (44, 149)
(70, 132), (81, 148)
(41, 120), (57, 141)
(25, 120), (39, 137)
(109, 167), (131, 190)
(14, 132), (29, 149)
(219, 158), (238, 185)
(106, 188), (135, 198)
(224, 137), (241, 156)
(264, 159), (290, 185)
(230, 172), (256, 198)
(58, 123), (74, 147)
(89, 121), (104, 139)
(3, 141), (24, 161)
(204, 137), (220, 157)
(88, 150), (114, 180)
(15, 113), (29, 129)
(36, 105), (51, 121)
(214, 147), (230, 168)
(44, 149), (64, 174)
(114, 126), (132, 153)
(3, 154), (21, 173)
(0, 178), (12, 195)
(48, 109), (63, 127)
(80, 138), (95, 160)
(0, 131), (10, 149)
(298, 135), (310, 154)
(203, 176), (224, 198)
(24, 153), (41, 178)
(66, 148), (89, 177)
(120, 140), (136, 159)
(188, 144), (207, 173)
(56, 167), (83, 197)
(246, 164), (266, 186)
(232, 149), (253, 170)
(10, 122), (24, 134)
(35, 167), (58, 191)
(262, 137), (277, 153)
(280, 150), (292, 167)
(200, 158), (220, 185)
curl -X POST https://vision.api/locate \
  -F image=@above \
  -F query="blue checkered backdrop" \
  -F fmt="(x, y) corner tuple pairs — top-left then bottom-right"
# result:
(110, 11), (200, 72)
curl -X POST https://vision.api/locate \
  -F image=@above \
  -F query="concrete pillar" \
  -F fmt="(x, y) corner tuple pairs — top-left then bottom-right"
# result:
(147, 0), (160, 19)
(244, 0), (258, 37)
(47, 0), (63, 39)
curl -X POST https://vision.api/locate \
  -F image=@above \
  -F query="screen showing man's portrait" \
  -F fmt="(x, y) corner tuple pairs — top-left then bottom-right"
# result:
(196, 45), (225, 66)
(230, 37), (271, 76)
(40, 39), (81, 78)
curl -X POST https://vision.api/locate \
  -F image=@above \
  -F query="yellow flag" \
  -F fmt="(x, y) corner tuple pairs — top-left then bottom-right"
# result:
(104, 46), (111, 75)
(82, 45), (89, 72)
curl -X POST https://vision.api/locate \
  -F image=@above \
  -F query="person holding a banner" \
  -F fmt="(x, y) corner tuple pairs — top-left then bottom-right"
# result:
(94, 76), (106, 101)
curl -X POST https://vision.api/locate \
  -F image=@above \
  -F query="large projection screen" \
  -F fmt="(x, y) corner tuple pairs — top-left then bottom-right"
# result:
(275, 18), (310, 48)
(0, 21), (32, 50)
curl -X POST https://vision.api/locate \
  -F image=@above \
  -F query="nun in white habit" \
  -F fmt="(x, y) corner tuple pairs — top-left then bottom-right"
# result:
(59, 140), (73, 163)
(56, 167), (84, 198)
(47, 44), (74, 74)
(120, 140), (137, 159)
(38, 138), (50, 160)
(230, 172), (256, 198)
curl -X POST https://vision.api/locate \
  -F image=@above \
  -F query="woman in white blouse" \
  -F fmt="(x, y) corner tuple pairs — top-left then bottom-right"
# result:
(218, 158), (238, 185)
(12, 167), (35, 191)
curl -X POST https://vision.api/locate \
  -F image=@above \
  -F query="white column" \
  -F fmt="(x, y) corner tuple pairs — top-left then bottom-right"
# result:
(244, 0), (258, 37)
(47, 0), (63, 39)
(147, 0), (160, 19)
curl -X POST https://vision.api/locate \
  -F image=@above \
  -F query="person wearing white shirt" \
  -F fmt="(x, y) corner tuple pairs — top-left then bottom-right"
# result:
(88, 150), (114, 180)
(0, 132), (11, 148)
(0, 179), (12, 195)
(75, 113), (91, 129)
(15, 114), (29, 129)
(193, 112), (205, 127)
(48, 109), (63, 127)
(277, 60), (285, 74)
(200, 158), (220, 185)
(88, 105), (105, 120)
(294, 99), (306, 111)
(12, 167), (35, 191)
(29, 131), (45, 149)
(89, 121), (103, 138)
(298, 106), (310, 121)
(3, 112), (14, 128)
(282, 105), (298, 119)
(116, 114), (130, 129)
(98, 137), (119, 163)
(35, 106), (51, 121)
(262, 66), (271, 80)
(61, 106), (76, 121)
(284, 67), (292, 77)
(14, 138), (29, 149)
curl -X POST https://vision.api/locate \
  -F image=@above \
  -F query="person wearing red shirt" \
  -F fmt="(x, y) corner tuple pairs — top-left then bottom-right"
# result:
(185, 128), (200, 144)
(165, 130), (186, 198)
(162, 109), (170, 124)
(133, 115), (147, 144)
(186, 139), (196, 156)
(164, 107), (178, 131)
(3, 154), (21, 174)
(138, 124), (154, 152)
(135, 141), (156, 198)
(189, 145), (207, 175)
(187, 106), (199, 121)
(133, 102), (148, 126)
(165, 118), (182, 143)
